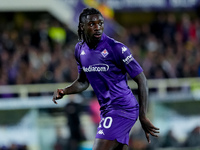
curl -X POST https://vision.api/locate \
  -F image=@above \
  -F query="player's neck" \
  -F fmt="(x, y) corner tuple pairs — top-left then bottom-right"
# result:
(86, 39), (100, 49)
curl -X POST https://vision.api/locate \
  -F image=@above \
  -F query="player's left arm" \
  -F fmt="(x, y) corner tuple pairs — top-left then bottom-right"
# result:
(112, 42), (159, 142)
(133, 72), (159, 143)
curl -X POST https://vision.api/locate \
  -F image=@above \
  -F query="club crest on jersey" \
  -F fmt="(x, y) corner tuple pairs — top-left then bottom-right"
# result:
(101, 49), (109, 57)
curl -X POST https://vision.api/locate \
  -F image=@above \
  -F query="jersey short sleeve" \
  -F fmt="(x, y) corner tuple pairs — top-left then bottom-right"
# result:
(74, 42), (83, 73)
(112, 42), (143, 79)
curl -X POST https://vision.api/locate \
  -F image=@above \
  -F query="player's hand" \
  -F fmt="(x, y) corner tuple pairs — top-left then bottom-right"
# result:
(52, 89), (65, 104)
(139, 116), (160, 143)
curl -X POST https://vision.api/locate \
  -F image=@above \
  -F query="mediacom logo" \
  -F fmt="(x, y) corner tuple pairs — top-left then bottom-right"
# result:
(83, 64), (109, 72)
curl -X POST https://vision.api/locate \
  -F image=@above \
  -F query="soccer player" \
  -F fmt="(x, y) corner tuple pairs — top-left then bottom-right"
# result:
(52, 7), (159, 150)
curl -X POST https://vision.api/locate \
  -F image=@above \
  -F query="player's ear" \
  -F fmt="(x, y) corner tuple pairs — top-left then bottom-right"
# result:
(80, 23), (84, 31)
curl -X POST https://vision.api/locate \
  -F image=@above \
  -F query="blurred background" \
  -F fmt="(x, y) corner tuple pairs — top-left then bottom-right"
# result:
(0, 0), (200, 150)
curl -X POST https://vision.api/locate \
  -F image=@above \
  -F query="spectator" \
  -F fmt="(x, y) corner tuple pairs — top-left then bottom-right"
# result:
(161, 130), (180, 148)
(184, 126), (200, 147)
(64, 95), (85, 150)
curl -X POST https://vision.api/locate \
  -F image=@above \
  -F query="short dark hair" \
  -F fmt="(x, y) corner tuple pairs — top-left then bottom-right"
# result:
(78, 7), (103, 42)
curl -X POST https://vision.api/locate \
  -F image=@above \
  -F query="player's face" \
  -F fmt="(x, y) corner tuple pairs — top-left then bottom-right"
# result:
(82, 14), (104, 41)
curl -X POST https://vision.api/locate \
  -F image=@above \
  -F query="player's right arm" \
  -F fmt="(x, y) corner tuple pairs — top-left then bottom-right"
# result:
(52, 69), (89, 104)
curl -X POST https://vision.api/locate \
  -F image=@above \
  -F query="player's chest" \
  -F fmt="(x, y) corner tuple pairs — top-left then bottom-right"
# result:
(79, 48), (113, 66)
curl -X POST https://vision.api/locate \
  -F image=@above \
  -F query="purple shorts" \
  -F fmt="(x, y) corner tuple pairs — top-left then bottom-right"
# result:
(95, 112), (138, 145)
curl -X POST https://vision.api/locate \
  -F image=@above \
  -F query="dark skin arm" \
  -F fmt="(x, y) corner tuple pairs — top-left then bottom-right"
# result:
(133, 72), (159, 143)
(52, 71), (89, 104)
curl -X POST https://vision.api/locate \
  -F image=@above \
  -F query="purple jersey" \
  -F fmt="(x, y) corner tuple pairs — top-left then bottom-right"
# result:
(75, 33), (143, 120)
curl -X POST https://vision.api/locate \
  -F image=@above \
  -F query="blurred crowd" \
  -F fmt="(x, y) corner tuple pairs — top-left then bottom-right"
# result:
(0, 12), (200, 86)
(0, 13), (78, 85)
(120, 12), (200, 79)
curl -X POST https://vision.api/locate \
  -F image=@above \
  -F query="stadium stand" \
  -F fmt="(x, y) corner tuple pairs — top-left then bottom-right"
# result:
(0, 0), (200, 150)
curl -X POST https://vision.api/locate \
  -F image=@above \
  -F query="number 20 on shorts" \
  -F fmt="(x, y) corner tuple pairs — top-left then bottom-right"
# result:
(98, 117), (113, 129)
